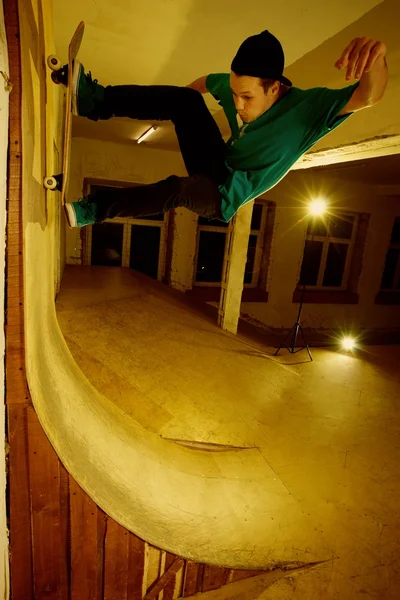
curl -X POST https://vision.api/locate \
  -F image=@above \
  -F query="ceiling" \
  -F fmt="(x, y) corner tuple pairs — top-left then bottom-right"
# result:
(311, 152), (400, 185)
(53, 0), (400, 182)
(54, 0), (383, 88)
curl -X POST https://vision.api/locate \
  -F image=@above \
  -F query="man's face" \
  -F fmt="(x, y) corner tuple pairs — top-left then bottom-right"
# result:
(230, 72), (280, 123)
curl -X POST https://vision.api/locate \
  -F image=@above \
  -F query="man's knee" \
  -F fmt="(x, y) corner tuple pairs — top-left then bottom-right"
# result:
(175, 87), (206, 112)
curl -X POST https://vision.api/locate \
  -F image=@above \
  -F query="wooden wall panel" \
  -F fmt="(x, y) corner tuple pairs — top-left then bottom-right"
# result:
(202, 566), (230, 593)
(27, 406), (68, 599)
(104, 519), (130, 600)
(7, 405), (33, 600)
(70, 479), (105, 600)
(230, 569), (263, 583)
(181, 561), (199, 597)
(144, 558), (184, 600)
(162, 552), (179, 600)
(127, 533), (146, 600)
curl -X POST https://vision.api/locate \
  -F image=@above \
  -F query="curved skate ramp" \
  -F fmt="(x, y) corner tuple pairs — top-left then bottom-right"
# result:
(19, 16), (326, 566)
(19, 0), (400, 577)
(24, 242), (328, 568)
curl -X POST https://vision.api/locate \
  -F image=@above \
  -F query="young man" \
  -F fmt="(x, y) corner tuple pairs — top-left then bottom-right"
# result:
(65, 30), (388, 228)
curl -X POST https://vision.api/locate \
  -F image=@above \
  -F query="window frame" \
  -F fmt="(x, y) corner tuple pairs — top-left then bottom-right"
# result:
(193, 201), (270, 288)
(82, 180), (169, 282)
(300, 212), (359, 292)
(380, 217), (400, 292)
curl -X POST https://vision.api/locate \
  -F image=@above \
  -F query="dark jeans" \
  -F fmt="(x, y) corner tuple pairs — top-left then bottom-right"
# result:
(89, 85), (229, 221)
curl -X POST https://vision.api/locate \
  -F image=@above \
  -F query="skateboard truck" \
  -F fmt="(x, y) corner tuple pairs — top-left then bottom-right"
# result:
(47, 55), (68, 85)
(43, 174), (63, 191)
(43, 22), (85, 208)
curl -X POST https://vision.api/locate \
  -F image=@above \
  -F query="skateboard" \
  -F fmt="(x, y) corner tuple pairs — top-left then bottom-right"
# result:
(43, 21), (85, 221)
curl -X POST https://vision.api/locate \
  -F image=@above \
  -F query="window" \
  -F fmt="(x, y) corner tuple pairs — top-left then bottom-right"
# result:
(91, 222), (124, 267)
(380, 218), (400, 291)
(299, 213), (358, 290)
(194, 202), (271, 288)
(83, 183), (169, 281)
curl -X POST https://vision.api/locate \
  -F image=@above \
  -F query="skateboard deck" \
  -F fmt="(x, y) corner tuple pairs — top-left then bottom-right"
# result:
(43, 21), (85, 215)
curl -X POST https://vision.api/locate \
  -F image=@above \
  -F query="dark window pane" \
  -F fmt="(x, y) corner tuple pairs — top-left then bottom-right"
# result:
(299, 240), (323, 285)
(130, 225), (160, 279)
(390, 218), (400, 244)
(307, 218), (328, 237)
(91, 223), (123, 267)
(244, 234), (258, 284)
(250, 204), (263, 230)
(329, 215), (354, 239)
(381, 248), (400, 289)
(196, 231), (226, 282)
(323, 243), (348, 287)
(198, 216), (229, 228)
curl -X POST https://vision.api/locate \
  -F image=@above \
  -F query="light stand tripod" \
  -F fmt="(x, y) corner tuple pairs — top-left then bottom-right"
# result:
(274, 282), (312, 361)
(274, 210), (322, 362)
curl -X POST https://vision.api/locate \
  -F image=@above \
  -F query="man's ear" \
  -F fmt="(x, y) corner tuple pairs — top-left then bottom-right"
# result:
(271, 80), (281, 95)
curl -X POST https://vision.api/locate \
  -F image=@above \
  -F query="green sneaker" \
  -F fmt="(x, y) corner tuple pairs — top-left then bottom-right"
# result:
(72, 60), (105, 118)
(65, 197), (99, 228)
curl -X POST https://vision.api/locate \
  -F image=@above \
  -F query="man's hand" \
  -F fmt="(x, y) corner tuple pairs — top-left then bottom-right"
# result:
(336, 37), (388, 114)
(335, 37), (387, 81)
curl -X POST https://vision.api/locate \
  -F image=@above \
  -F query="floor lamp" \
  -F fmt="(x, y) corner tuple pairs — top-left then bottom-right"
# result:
(274, 199), (327, 361)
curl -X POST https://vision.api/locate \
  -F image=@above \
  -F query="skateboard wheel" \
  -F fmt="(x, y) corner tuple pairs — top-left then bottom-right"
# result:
(47, 55), (61, 71)
(43, 176), (58, 190)
(51, 71), (61, 84)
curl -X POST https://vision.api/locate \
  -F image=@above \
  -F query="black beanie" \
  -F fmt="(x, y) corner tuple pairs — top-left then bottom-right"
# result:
(231, 30), (292, 87)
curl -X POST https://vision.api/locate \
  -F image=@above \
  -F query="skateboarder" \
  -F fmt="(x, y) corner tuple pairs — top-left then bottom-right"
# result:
(65, 30), (387, 228)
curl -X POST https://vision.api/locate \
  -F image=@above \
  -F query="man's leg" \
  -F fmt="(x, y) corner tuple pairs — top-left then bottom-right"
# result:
(74, 64), (229, 184)
(66, 174), (224, 228)
(101, 85), (228, 182)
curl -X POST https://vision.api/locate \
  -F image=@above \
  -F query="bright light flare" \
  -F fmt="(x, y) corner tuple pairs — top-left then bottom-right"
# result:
(308, 199), (327, 216)
(341, 336), (356, 351)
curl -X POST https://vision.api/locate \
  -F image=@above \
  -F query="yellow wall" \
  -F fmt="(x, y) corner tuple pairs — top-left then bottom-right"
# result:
(68, 137), (400, 333)
(286, 0), (400, 156)
(244, 172), (400, 331)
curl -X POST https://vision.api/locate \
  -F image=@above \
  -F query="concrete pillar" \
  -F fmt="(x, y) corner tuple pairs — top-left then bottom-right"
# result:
(218, 201), (253, 334)
(169, 207), (198, 291)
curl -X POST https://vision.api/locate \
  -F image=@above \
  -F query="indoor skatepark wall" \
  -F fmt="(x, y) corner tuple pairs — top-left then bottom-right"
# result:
(68, 135), (400, 335)
(243, 172), (400, 332)
(67, 137), (199, 292)
(19, 0), (331, 569)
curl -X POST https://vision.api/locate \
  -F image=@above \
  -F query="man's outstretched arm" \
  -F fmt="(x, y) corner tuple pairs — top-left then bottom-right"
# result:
(186, 76), (208, 94)
(336, 37), (388, 114)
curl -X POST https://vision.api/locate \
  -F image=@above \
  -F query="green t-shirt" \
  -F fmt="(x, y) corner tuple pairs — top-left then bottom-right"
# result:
(206, 73), (359, 222)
